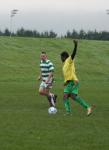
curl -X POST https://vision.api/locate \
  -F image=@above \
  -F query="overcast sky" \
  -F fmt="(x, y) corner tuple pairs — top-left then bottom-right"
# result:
(0, 0), (109, 35)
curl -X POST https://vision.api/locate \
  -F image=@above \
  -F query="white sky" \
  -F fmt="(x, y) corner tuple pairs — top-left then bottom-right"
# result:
(0, 0), (109, 35)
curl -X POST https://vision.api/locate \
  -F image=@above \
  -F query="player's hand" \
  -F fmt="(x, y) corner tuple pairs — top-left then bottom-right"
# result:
(73, 40), (78, 45)
(74, 80), (79, 84)
(37, 76), (41, 81)
(64, 82), (67, 86)
(45, 80), (48, 84)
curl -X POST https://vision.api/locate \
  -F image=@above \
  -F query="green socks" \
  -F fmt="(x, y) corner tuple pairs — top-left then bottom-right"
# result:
(64, 99), (71, 112)
(74, 96), (90, 109)
(64, 96), (90, 113)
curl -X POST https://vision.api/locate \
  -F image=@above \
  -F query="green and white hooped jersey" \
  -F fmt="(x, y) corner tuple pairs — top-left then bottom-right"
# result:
(40, 59), (54, 81)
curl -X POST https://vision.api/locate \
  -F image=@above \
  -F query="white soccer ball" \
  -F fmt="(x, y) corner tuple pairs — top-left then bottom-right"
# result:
(48, 107), (57, 114)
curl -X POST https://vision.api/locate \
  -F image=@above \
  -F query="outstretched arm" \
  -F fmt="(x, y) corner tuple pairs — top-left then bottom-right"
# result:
(71, 40), (78, 60)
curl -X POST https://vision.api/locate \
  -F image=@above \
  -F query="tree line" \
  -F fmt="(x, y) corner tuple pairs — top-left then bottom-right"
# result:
(65, 29), (109, 40)
(0, 28), (109, 40)
(0, 28), (57, 38)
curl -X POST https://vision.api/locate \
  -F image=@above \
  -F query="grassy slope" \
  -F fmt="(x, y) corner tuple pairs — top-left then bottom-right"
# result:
(0, 36), (109, 150)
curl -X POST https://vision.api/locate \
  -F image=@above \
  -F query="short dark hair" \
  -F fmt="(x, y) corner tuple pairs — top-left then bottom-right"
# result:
(41, 51), (46, 54)
(60, 51), (69, 58)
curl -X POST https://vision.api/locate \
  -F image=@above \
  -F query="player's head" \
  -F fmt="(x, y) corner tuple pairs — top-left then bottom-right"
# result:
(40, 51), (47, 61)
(60, 51), (69, 62)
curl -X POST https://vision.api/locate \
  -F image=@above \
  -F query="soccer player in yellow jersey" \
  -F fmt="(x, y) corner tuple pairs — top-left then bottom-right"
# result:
(60, 40), (92, 116)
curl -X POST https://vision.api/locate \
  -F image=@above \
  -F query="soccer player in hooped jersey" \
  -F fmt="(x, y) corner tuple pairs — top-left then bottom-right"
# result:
(38, 51), (57, 107)
(60, 40), (92, 116)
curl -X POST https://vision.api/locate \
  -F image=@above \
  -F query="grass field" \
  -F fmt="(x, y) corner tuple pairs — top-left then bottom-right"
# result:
(0, 36), (109, 150)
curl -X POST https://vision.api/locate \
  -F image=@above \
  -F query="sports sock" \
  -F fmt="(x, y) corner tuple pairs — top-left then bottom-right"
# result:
(50, 93), (55, 106)
(64, 99), (71, 112)
(53, 94), (57, 103)
(47, 94), (55, 107)
(47, 95), (53, 106)
(74, 95), (90, 109)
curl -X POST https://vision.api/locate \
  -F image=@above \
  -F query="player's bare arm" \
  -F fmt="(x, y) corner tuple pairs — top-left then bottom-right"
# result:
(71, 40), (78, 60)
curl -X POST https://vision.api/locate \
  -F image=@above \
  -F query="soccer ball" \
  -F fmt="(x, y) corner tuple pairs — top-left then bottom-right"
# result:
(48, 107), (57, 114)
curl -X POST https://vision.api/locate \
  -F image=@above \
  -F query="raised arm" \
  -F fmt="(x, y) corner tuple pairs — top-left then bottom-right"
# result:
(71, 40), (78, 60)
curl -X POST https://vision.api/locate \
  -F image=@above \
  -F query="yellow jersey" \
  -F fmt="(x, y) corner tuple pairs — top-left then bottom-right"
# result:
(63, 56), (78, 82)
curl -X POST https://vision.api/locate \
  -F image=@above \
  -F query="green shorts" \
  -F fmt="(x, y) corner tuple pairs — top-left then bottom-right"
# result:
(64, 80), (80, 94)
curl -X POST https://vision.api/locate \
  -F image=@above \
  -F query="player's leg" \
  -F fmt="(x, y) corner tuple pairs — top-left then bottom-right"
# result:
(70, 81), (92, 115)
(39, 87), (47, 95)
(63, 93), (71, 113)
(39, 87), (54, 106)
(71, 94), (90, 109)
(71, 94), (92, 115)
(39, 81), (48, 95)
(46, 81), (57, 107)
(63, 82), (72, 113)
(47, 91), (55, 107)
(53, 94), (57, 104)
(47, 93), (57, 107)
(39, 81), (53, 106)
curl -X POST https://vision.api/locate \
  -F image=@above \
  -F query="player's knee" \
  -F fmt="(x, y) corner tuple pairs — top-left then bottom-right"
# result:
(39, 90), (43, 95)
(39, 89), (46, 95)
(63, 93), (69, 100)
(71, 94), (78, 100)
